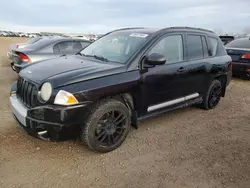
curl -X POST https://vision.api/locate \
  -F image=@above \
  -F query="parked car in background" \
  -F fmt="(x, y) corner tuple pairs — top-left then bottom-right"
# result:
(226, 37), (250, 79)
(72, 35), (89, 40)
(0, 31), (8, 37)
(9, 36), (91, 73)
(7, 37), (44, 60)
(19, 33), (29, 37)
(9, 27), (232, 153)
(219, 35), (235, 45)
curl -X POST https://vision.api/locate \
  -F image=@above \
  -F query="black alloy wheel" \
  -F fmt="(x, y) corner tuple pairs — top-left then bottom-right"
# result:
(81, 99), (131, 153)
(208, 84), (222, 109)
(199, 79), (222, 110)
(95, 110), (127, 147)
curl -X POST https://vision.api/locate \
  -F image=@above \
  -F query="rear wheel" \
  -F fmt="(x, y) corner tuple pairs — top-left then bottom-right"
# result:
(81, 99), (131, 153)
(199, 80), (222, 110)
(243, 72), (250, 80)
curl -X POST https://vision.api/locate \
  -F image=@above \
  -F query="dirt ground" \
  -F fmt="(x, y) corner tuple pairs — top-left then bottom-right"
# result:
(0, 37), (250, 188)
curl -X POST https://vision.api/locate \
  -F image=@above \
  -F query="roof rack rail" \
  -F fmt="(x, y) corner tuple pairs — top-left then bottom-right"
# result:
(104, 27), (146, 35)
(160, 27), (214, 33)
(112, 27), (145, 32)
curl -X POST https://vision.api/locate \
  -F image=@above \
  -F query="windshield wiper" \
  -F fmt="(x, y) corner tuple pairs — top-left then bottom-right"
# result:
(75, 52), (82, 56)
(93, 55), (109, 62)
(83, 54), (109, 62)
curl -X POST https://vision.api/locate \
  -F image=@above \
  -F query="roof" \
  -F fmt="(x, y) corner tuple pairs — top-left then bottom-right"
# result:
(110, 27), (160, 34)
(110, 26), (214, 34)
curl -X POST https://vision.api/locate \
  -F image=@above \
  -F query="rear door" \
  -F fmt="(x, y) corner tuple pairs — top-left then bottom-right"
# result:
(183, 33), (210, 96)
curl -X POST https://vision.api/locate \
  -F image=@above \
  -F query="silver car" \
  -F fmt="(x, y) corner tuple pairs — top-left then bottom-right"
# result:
(9, 36), (91, 73)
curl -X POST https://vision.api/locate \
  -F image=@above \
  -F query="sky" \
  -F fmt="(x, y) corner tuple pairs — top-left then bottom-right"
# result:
(0, 0), (250, 34)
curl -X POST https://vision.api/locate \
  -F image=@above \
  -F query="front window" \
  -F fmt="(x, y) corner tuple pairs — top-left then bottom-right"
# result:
(80, 31), (150, 64)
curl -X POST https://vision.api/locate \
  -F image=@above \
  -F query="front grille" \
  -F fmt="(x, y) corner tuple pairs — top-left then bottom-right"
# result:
(17, 77), (39, 108)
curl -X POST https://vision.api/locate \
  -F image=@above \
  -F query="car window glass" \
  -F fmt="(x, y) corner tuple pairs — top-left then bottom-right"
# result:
(81, 31), (149, 64)
(208, 37), (218, 56)
(187, 35), (203, 59)
(72, 41), (83, 52)
(226, 38), (250, 48)
(80, 42), (90, 48)
(53, 41), (74, 53)
(149, 35), (183, 64)
(27, 37), (42, 44)
(202, 36), (209, 57)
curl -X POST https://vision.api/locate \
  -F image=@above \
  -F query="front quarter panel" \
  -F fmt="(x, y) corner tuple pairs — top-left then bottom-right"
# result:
(58, 70), (142, 106)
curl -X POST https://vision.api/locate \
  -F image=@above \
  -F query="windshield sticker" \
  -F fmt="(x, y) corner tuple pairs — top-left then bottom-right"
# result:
(130, 33), (148, 38)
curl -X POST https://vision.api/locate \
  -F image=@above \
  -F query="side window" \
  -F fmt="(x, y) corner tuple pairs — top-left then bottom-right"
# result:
(149, 35), (183, 64)
(202, 36), (209, 57)
(53, 41), (74, 53)
(72, 41), (83, 52)
(187, 35), (203, 60)
(208, 37), (218, 56)
(80, 42), (90, 48)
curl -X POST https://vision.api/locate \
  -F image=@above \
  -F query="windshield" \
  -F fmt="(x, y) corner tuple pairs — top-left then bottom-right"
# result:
(226, 38), (250, 49)
(80, 31), (150, 64)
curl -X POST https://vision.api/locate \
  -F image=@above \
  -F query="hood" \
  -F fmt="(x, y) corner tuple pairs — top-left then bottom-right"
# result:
(20, 55), (126, 88)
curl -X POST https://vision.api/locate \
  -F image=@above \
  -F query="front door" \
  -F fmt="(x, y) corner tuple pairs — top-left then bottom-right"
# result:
(141, 34), (191, 113)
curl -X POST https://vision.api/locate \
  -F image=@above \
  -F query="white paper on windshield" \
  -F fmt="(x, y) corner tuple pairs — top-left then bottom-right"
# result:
(130, 33), (148, 38)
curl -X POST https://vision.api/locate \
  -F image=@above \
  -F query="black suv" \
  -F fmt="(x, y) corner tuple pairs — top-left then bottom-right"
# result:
(10, 27), (232, 153)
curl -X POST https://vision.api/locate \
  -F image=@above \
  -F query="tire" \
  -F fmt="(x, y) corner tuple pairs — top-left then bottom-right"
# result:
(199, 80), (222, 110)
(242, 73), (250, 80)
(80, 98), (131, 153)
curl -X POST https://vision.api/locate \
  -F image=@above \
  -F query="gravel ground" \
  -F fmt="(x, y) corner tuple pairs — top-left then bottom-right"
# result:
(1, 37), (250, 188)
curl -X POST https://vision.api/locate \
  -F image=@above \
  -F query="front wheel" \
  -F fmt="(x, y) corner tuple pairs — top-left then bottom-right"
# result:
(81, 99), (131, 153)
(199, 80), (222, 110)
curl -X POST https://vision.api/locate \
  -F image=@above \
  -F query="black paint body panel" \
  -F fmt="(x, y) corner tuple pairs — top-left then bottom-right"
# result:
(12, 27), (232, 140)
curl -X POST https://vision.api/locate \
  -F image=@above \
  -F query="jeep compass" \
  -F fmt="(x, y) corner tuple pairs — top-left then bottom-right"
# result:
(10, 27), (232, 153)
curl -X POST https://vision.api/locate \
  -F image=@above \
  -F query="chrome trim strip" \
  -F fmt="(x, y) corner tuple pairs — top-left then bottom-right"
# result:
(38, 131), (48, 136)
(185, 93), (199, 100)
(10, 96), (28, 127)
(147, 93), (199, 112)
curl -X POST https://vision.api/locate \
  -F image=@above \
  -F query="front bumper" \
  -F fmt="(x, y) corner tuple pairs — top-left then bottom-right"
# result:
(10, 95), (90, 141)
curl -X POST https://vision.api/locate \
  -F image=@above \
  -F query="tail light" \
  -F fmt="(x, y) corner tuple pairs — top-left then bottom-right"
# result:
(241, 54), (250, 59)
(16, 52), (31, 63)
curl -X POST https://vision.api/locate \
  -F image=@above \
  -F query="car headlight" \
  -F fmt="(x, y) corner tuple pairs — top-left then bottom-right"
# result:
(40, 82), (52, 102)
(54, 90), (79, 105)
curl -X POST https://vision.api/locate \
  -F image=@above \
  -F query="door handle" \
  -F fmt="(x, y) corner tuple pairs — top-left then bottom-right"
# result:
(177, 67), (185, 72)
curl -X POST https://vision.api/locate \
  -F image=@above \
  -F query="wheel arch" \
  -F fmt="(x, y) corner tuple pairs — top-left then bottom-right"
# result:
(214, 74), (227, 97)
(96, 93), (139, 128)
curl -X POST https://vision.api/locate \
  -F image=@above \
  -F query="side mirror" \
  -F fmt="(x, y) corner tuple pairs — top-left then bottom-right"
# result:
(144, 53), (166, 66)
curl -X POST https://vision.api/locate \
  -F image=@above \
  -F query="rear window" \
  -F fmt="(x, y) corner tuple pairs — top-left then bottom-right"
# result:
(208, 37), (218, 56)
(219, 36), (234, 40)
(226, 38), (250, 49)
(27, 37), (42, 44)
